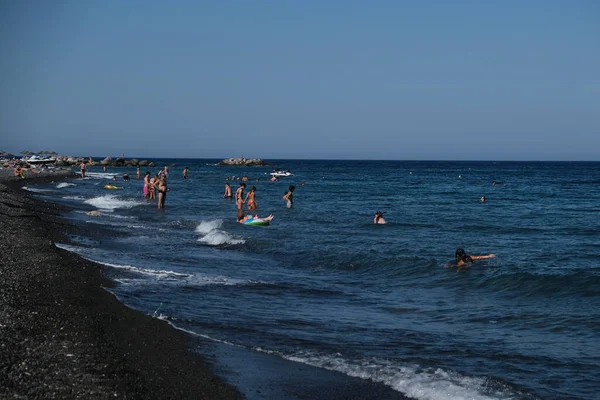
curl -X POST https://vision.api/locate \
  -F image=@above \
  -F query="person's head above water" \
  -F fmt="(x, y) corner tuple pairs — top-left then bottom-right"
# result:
(289, 185), (295, 192)
(240, 183), (246, 188)
(455, 248), (473, 264)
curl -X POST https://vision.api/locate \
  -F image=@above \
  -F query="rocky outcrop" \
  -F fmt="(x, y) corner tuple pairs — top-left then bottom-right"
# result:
(100, 157), (112, 166)
(218, 157), (266, 166)
(2, 154), (155, 168)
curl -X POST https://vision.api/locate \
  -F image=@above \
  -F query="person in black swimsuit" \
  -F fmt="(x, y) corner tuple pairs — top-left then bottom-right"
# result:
(455, 248), (495, 267)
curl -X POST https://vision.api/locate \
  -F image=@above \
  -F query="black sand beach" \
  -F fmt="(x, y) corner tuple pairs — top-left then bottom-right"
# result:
(0, 168), (240, 399)
(0, 168), (406, 399)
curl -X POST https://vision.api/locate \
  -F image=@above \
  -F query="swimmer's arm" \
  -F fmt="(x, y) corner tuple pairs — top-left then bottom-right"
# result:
(471, 254), (495, 260)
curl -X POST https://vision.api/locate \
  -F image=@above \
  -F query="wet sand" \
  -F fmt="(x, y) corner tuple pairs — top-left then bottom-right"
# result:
(0, 167), (406, 399)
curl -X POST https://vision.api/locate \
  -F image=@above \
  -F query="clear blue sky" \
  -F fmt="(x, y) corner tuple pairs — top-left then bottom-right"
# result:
(1, 0), (598, 160)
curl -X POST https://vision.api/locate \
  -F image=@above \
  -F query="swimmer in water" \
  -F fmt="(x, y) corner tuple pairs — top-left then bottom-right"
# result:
(283, 185), (295, 208)
(374, 211), (386, 224)
(223, 182), (232, 199)
(245, 186), (257, 210)
(480, 196), (486, 203)
(236, 183), (246, 210)
(455, 248), (495, 267)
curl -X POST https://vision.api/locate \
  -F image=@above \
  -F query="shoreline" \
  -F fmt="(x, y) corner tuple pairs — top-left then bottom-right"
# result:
(0, 167), (408, 399)
(0, 168), (240, 399)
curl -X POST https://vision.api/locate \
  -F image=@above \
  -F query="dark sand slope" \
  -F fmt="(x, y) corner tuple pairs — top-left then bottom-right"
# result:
(0, 170), (240, 399)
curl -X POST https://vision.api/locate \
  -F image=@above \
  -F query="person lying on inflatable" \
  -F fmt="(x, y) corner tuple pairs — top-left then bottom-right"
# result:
(104, 184), (123, 190)
(237, 213), (274, 226)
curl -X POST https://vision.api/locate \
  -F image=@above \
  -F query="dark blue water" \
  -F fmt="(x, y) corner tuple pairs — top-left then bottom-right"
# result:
(28, 160), (600, 400)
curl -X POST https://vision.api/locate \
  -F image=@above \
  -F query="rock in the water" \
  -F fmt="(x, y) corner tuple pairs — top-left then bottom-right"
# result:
(219, 157), (265, 166)
(100, 156), (112, 166)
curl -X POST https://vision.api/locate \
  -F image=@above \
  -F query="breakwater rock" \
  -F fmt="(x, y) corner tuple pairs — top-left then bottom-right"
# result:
(0, 152), (157, 168)
(218, 157), (266, 166)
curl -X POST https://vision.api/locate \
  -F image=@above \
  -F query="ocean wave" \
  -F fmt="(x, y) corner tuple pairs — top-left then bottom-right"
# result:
(22, 186), (52, 193)
(194, 219), (224, 234)
(198, 230), (246, 246)
(252, 349), (518, 400)
(97, 261), (193, 279)
(195, 219), (245, 245)
(84, 194), (143, 211)
(56, 182), (76, 188)
(476, 270), (600, 298)
(86, 172), (120, 180)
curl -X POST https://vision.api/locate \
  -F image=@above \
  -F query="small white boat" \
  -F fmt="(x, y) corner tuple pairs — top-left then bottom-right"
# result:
(24, 155), (57, 164)
(270, 169), (293, 177)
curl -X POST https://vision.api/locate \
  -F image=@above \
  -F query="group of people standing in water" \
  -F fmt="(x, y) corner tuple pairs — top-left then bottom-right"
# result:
(226, 181), (296, 223)
(142, 166), (169, 209)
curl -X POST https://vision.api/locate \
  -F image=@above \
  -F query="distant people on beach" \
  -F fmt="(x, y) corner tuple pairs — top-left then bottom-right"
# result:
(223, 182), (232, 199)
(183, 167), (189, 179)
(374, 211), (386, 224)
(245, 186), (257, 210)
(79, 162), (86, 178)
(157, 175), (168, 209)
(455, 248), (495, 267)
(143, 171), (151, 198)
(137, 166), (141, 179)
(103, 165), (107, 172)
(236, 183), (246, 210)
(283, 185), (295, 208)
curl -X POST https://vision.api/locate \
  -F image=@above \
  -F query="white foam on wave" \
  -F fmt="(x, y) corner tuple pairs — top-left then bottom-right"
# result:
(195, 219), (224, 234)
(252, 349), (515, 400)
(56, 182), (75, 188)
(97, 260), (249, 287)
(195, 219), (245, 245)
(84, 195), (142, 211)
(198, 230), (245, 246)
(63, 195), (85, 201)
(86, 172), (119, 180)
(22, 186), (52, 193)
(55, 243), (82, 252)
(55, 243), (247, 287)
(97, 261), (192, 279)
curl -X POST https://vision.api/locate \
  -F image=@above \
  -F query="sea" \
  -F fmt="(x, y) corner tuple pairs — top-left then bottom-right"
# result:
(24, 160), (600, 400)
